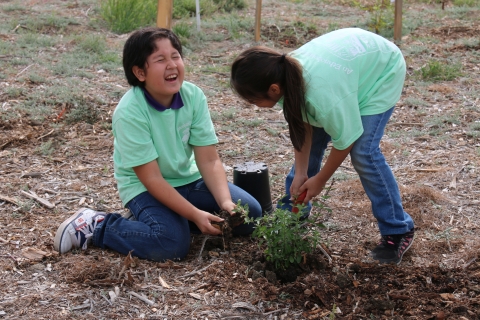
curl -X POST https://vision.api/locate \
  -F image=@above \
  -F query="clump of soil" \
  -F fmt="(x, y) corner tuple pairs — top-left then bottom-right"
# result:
(249, 252), (328, 284)
(212, 209), (245, 239)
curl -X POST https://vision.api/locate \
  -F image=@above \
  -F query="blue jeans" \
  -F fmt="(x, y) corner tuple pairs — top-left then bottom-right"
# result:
(279, 107), (414, 236)
(92, 179), (262, 261)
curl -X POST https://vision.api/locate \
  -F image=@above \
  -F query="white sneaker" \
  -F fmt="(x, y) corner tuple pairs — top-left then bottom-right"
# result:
(54, 208), (106, 254)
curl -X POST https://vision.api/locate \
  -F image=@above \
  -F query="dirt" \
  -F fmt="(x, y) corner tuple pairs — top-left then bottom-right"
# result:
(1, 0), (480, 319)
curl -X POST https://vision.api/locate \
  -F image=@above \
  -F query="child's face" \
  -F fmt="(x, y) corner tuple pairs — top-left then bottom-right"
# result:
(136, 38), (184, 106)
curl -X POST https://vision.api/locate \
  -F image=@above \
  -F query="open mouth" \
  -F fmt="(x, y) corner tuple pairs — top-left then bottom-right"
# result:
(165, 74), (177, 82)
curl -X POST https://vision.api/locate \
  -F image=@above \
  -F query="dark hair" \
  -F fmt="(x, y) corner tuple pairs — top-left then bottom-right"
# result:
(230, 47), (307, 151)
(123, 27), (183, 87)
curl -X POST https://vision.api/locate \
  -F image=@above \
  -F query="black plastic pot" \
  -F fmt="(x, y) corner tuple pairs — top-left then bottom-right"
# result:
(233, 161), (273, 214)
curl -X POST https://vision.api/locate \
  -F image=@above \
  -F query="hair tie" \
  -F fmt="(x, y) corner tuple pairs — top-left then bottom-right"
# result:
(279, 53), (286, 63)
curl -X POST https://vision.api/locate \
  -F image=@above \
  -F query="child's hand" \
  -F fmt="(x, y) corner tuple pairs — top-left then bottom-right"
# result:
(290, 174), (308, 198)
(220, 200), (236, 216)
(300, 176), (326, 203)
(193, 210), (224, 235)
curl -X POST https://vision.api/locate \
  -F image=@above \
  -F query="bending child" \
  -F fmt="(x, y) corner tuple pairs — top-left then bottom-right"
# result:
(54, 27), (262, 261)
(230, 28), (415, 265)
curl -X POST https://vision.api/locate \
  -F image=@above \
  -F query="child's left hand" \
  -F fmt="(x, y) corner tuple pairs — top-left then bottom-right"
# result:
(220, 200), (237, 216)
(299, 176), (326, 203)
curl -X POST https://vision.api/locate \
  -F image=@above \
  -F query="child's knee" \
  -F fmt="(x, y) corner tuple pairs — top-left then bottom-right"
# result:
(147, 232), (190, 262)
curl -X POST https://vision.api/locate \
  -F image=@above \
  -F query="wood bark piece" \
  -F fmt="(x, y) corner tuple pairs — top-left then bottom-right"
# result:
(20, 190), (55, 209)
(159, 275), (171, 289)
(0, 194), (19, 205)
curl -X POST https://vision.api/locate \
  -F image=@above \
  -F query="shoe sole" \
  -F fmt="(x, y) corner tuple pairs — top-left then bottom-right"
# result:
(372, 235), (415, 265)
(53, 208), (88, 253)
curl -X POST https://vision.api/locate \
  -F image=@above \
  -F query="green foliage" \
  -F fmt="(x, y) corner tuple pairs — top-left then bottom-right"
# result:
(76, 34), (107, 54)
(243, 194), (330, 271)
(24, 14), (78, 33)
(173, 22), (192, 44)
(354, 0), (394, 35)
(36, 140), (54, 156)
(173, 0), (246, 19)
(66, 104), (99, 125)
(417, 60), (463, 81)
(453, 0), (479, 6)
(100, 0), (157, 34)
(5, 87), (25, 99)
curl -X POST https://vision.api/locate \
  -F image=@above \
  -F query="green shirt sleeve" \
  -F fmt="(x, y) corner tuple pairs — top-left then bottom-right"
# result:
(113, 116), (158, 168)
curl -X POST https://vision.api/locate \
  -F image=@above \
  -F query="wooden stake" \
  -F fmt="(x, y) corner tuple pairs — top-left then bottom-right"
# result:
(157, 0), (173, 29)
(254, 0), (262, 42)
(393, 0), (403, 43)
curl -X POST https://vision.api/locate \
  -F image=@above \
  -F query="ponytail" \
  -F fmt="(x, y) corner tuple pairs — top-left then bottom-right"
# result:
(231, 47), (307, 151)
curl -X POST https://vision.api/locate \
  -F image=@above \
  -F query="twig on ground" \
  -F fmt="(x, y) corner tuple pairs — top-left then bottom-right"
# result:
(197, 235), (211, 262)
(180, 261), (219, 278)
(20, 190), (55, 209)
(0, 195), (18, 206)
(15, 64), (35, 78)
(463, 257), (477, 269)
(37, 129), (55, 140)
(263, 307), (289, 316)
(128, 291), (155, 306)
(318, 244), (333, 264)
(101, 293), (112, 305)
(0, 254), (19, 263)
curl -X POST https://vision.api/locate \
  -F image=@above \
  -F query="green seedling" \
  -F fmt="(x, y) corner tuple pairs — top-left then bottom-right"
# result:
(242, 190), (331, 271)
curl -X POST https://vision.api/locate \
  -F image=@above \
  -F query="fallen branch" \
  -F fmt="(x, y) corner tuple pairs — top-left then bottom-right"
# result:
(0, 194), (18, 206)
(128, 291), (155, 306)
(20, 190), (55, 209)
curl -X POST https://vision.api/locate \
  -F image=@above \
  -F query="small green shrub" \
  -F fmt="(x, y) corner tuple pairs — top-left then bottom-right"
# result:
(5, 87), (25, 99)
(76, 34), (107, 54)
(100, 0), (157, 34)
(354, 0), (394, 36)
(173, 22), (192, 44)
(36, 140), (54, 156)
(66, 104), (99, 125)
(417, 60), (462, 81)
(453, 0), (479, 6)
(26, 15), (77, 33)
(243, 195), (329, 270)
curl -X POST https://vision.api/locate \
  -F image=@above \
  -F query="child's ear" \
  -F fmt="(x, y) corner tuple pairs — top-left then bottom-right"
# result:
(132, 66), (146, 82)
(268, 83), (281, 95)
(268, 83), (282, 98)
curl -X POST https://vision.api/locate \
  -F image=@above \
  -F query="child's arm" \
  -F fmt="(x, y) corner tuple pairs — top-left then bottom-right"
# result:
(133, 160), (224, 235)
(299, 143), (354, 203)
(290, 123), (313, 197)
(194, 145), (236, 214)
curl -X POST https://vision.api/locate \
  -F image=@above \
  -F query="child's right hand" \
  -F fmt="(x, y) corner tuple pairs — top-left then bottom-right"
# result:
(193, 210), (224, 235)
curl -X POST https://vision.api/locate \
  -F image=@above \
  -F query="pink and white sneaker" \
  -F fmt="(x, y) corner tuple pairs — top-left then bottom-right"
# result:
(54, 208), (106, 254)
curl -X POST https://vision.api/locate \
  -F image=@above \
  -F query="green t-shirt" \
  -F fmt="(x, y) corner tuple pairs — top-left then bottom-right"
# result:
(112, 81), (218, 206)
(287, 28), (406, 150)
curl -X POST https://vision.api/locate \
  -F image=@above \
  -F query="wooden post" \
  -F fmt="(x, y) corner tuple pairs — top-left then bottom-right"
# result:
(393, 0), (402, 43)
(254, 0), (262, 42)
(157, 0), (173, 29)
(195, 0), (201, 31)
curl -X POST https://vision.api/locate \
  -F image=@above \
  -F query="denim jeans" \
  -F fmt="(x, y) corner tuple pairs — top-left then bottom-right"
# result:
(279, 107), (414, 236)
(92, 179), (262, 261)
